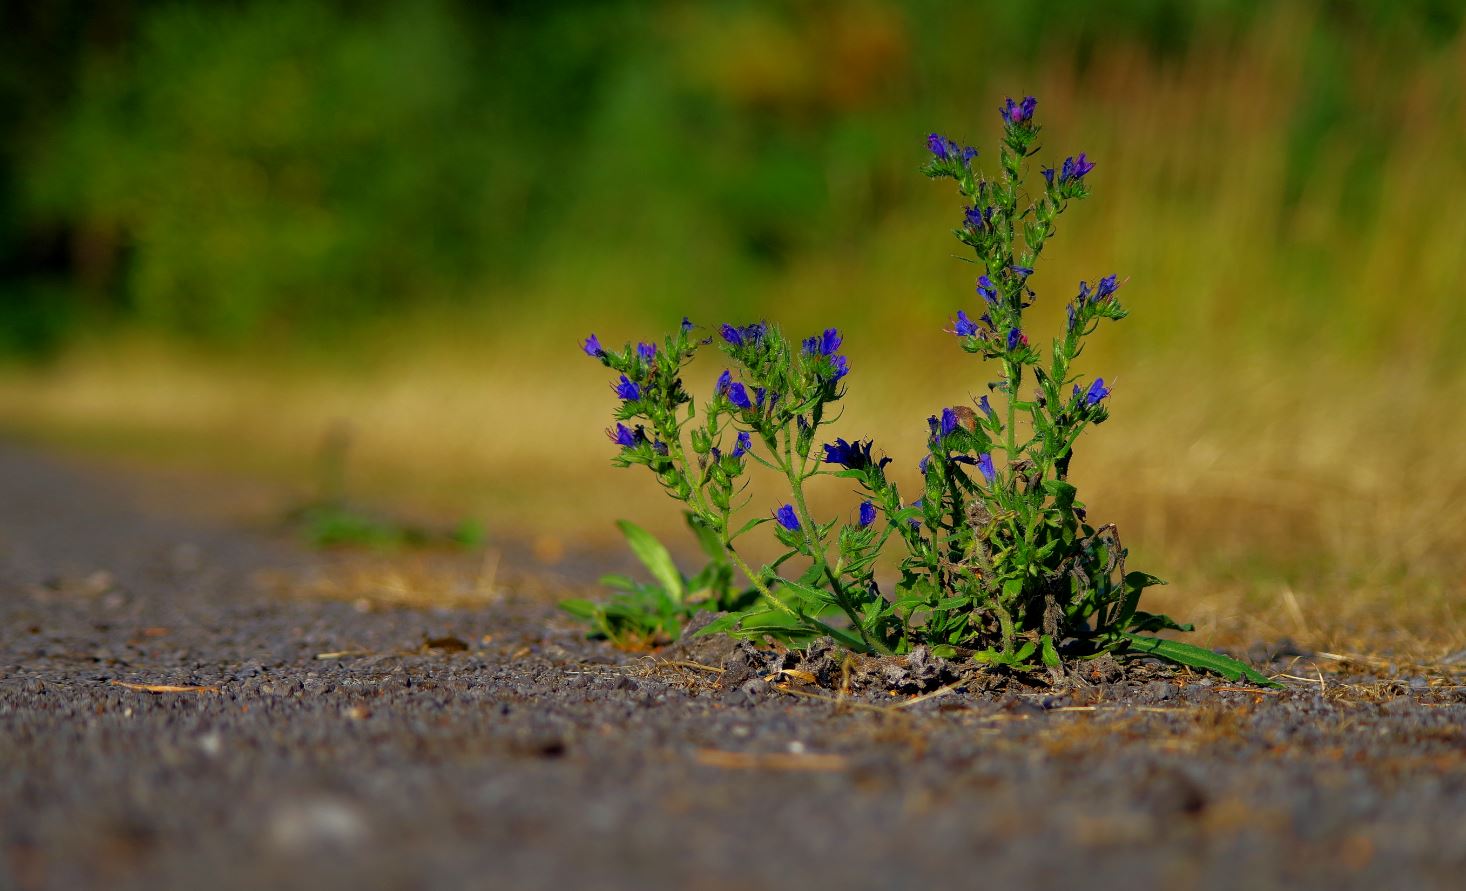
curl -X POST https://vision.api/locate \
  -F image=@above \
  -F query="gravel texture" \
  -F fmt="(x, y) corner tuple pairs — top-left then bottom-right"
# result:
(2, 442), (1464, 891)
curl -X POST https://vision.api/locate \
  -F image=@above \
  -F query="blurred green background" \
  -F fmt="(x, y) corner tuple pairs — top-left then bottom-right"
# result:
(7, 0), (1463, 356)
(2, 0), (1464, 640)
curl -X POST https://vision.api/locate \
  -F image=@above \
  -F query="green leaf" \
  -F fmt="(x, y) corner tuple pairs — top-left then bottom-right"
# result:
(933, 596), (972, 611)
(597, 573), (639, 593)
(616, 519), (685, 603)
(1040, 634), (1060, 668)
(692, 613), (745, 637)
(685, 511), (726, 563)
(1127, 611), (1194, 633)
(1042, 479), (1077, 510)
(558, 599), (599, 620)
(1120, 633), (1280, 687)
(1114, 571), (1167, 629)
(732, 516), (772, 538)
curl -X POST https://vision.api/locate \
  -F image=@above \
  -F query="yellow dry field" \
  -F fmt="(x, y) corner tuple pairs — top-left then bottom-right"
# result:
(2, 338), (1462, 666)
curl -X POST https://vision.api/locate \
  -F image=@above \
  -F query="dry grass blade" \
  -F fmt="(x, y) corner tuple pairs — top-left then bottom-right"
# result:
(109, 680), (220, 694)
(694, 749), (849, 772)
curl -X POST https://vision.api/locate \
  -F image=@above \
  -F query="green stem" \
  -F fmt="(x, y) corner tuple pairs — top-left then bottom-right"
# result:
(782, 441), (888, 655)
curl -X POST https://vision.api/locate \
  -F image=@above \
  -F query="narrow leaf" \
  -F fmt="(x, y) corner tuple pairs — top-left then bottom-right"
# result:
(1121, 633), (1280, 687)
(616, 519), (685, 603)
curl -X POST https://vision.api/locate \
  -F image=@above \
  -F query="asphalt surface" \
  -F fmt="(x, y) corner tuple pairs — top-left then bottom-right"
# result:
(2, 441), (1464, 891)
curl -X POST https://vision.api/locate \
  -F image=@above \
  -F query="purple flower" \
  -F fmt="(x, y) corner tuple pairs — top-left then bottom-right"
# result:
(1095, 274), (1120, 300)
(1042, 166), (1055, 188)
(822, 437), (875, 470)
(978, 395), (994, 418)
(977, 275), (999, 303)
(977, 453), (997, 483)
(774, 504), (801, 532)
(802, 327), (843, 357)
(909, 500), (923, 529)
(720, 322), (766, 348)
(828, 355), (849, 381)
(727, 383), (753, 409)
(940, 407), (958, 437)
(582, 334), (604, 358)
(1084, 378), (1110, 405)
(637, 342), (657, 362)
(960, 146), (977, 165)
(927, 133), (951, 160)
(716, 369), (732, 394)
(613, 375), (640, 401)
(1006, 328), (1025, 350)
(964, 205), (989, 230)
(952, 311), (980, 337)
(1067, 304), (1077, 330)
(732, 431), (752, 459)
(1059, 153), (1095, 183)
(1010, 265), (1034, 276)
(1001, 96), (1037, 124)
(858, 501), (876, 528)
(919, 455), (931, 474)
(606, 423), (640, 448)
(681, 317), (694, 333)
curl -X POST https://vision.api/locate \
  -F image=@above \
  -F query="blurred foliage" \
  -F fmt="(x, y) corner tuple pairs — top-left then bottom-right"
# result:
(2, 0), (1463, 354)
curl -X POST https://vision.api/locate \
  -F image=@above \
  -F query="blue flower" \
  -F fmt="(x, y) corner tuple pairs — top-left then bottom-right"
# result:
(1010, 265), (1034, 276)
(716, 369), (732, 394)
(1006, 328), (1025, 350)
(978, 395), (994, 418)
(940, 407), (958, 437)
(858, 501), (876, 528)
(606, 423), (640, 447)
(582, 334), (604, 358)
(727, 383), (753, 409)
(822, 437), (874, 470)
(774, 504), (801, 532)
(720, 322), (766, 348)
(1001, 96), (1037, 124)
(919, 455), (931, 474)
(909, 500), (923, 529)
(1042, 166), (1055, 188)
(732, 431), (752, 459)
(828, 355), (850, 381)
(637, 342), (657, 362)
(976, 275), (999, 303)
(613, 375), (640, 401)
(802, 327), (842, 356)
(1059, 153), (1095, 183)
(681, 317), (694, 333)
(977, 453), (997, 482)
(952, 311), (979, 337)
(964, 205), (989, 230)
(1085, 378), (1110, 405)
(1095, 274), (1120, 300)
(1067, 304), (1077, 330)
(927, 133), (951, 160)
(960, 146), (977, 165)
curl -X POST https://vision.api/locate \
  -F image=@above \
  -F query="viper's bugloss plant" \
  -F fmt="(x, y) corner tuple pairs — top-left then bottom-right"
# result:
(568, 98), (1274, 686)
